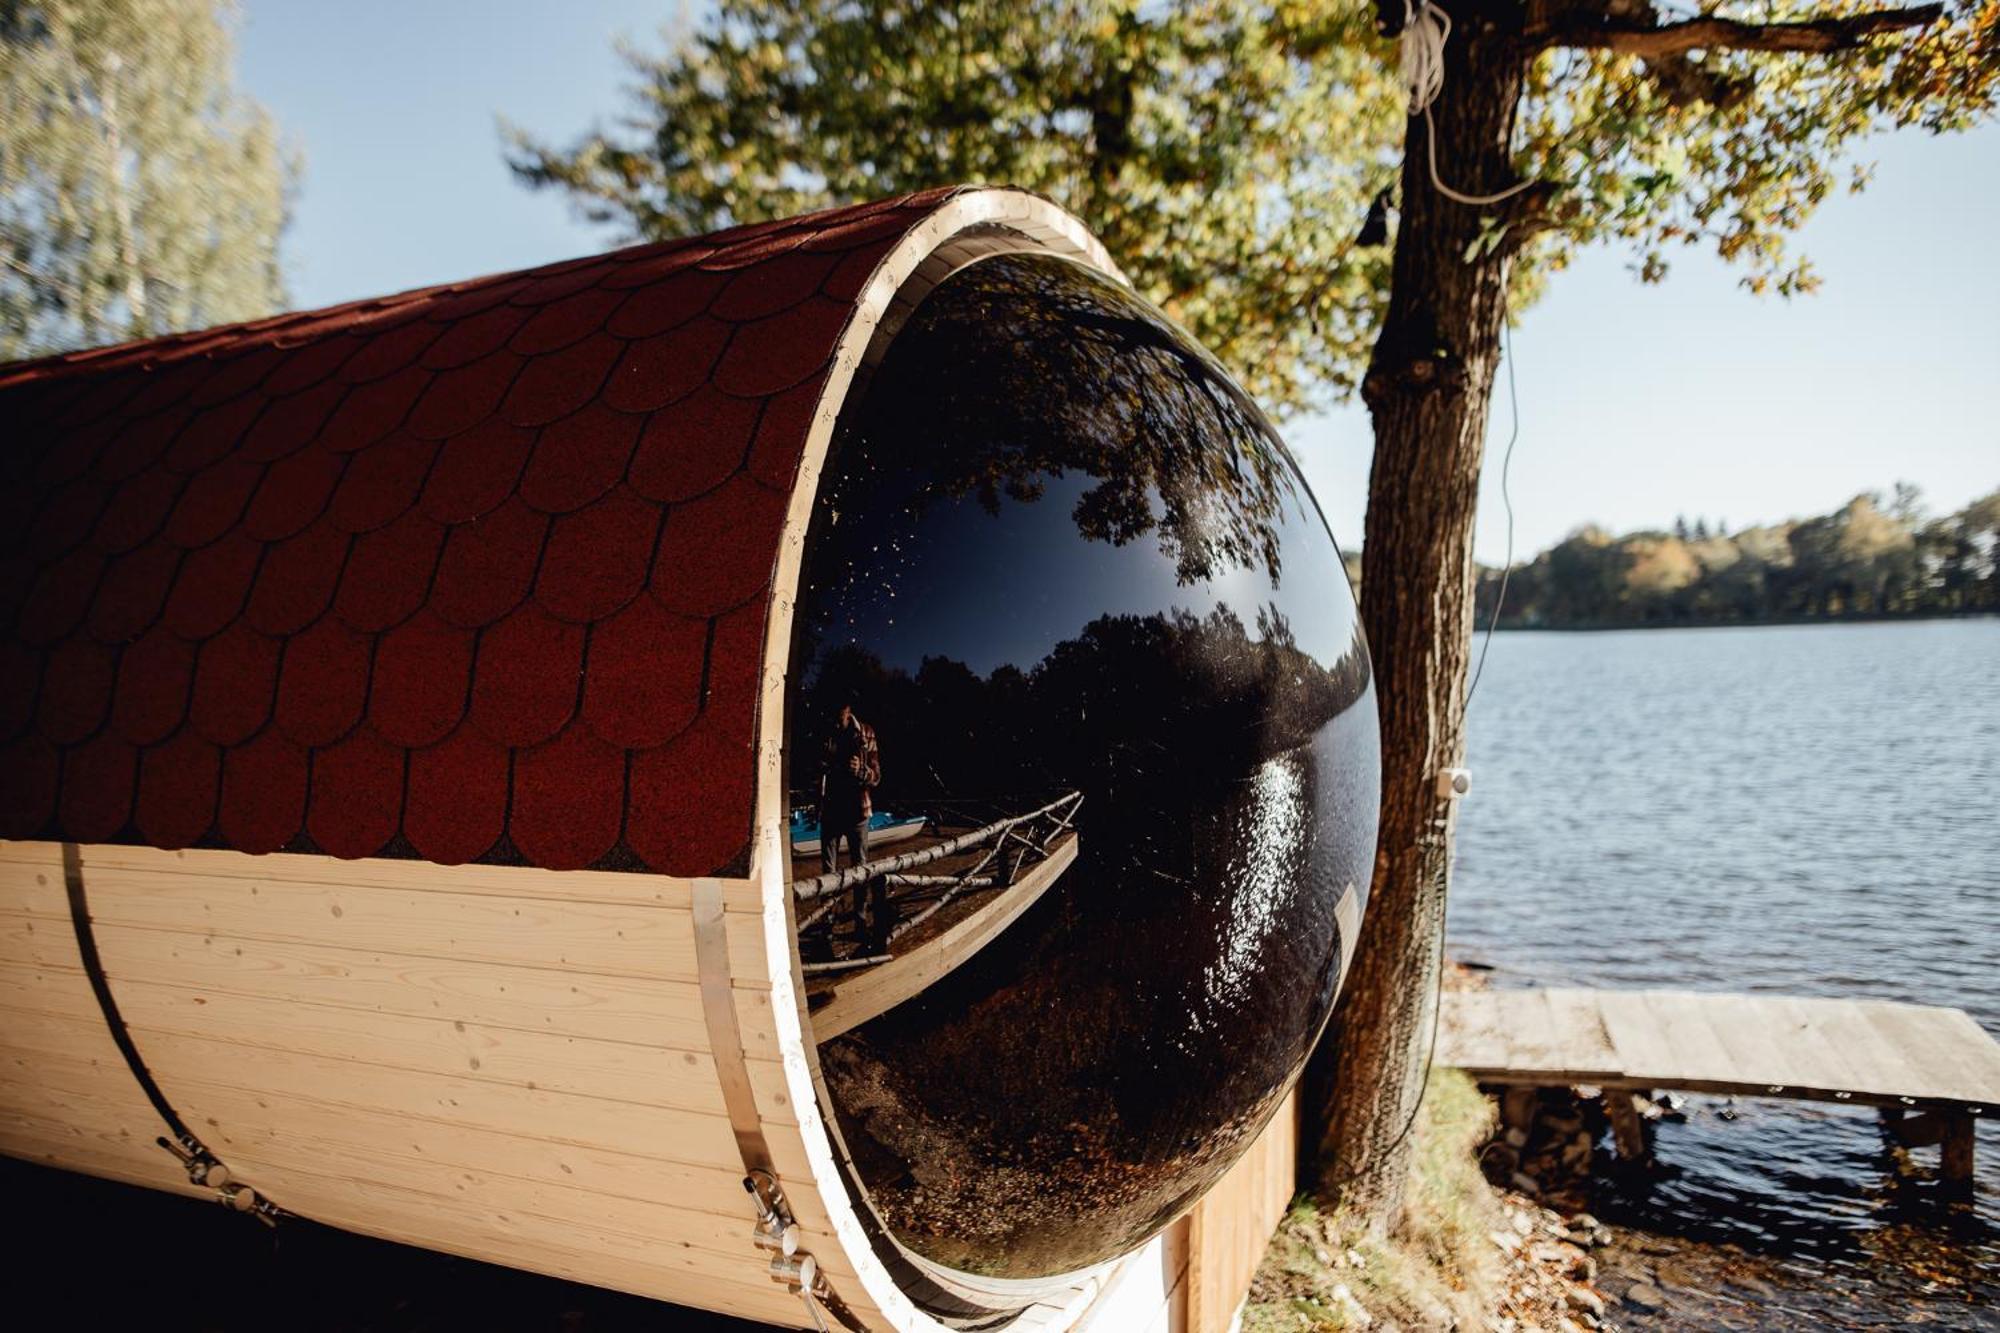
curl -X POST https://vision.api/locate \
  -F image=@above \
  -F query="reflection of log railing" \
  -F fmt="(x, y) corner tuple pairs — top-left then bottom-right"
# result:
(794, 790), (1082, 978)
(792, 790), (1082, 904)
(802, 836), (1080, 1038)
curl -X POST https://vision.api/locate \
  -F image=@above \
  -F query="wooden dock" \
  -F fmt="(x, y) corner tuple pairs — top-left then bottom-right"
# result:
(1438, 987), (2000, 1187)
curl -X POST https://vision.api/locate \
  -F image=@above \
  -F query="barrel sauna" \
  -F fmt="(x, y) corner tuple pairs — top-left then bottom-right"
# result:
(0, 187), (1381, 1331)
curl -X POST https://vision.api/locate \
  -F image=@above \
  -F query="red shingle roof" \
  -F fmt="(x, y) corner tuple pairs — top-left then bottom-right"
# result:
(0, 187), (964, 875)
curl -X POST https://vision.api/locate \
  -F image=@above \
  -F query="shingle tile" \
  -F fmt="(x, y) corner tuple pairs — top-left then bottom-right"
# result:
(135, 728), (221, 849)
(606, 268), (726, 339)
(219, 730), (308, 854)
(92, 468), (185, 553)
(243, 445), (344, 541)
(0, 640), (40, 740)
(467, 602), (584, 748)
(627, 704), (753, 876)
(329, 434), (438, 534)
(239, 377), (345, 462)
(601, 318), (730, 414)
(187, 345), (281, 406)
(510, 718), (623, 871)
(535, 489), (659, 623)
(430, 496), (546, 629)
(334, 509), (446, 631)
(747, 374), (828, 490)
(519, 403), (641, 515)
(581, 597), (705, 749)
(0, 734), (60, 837)
(710, 297), (851, 398)
(405, 728), (508, 865)
(337, 319), (444, 384)
(710, 249), (841, 322)
(368, 609), (474, 748)
(628, 384), (760, 503)
(15, 547), (105, 646)
(164, 458), (264, 548)
(110, 627), (196, 746)
(162, 533), (261, 639)
(421, 305), (530, 370)
(259, 334), (360, 396)
(87, 541), (182, 644)
(190, 621), (283, 746)
(274, 616), (370, 747)
(239, 524), (346, 638)
(649, 474), (788, 617)
(92, 404), (193, 481)
(30, 478), (110, 561)
(502, 333), (623, 427)
(307, 728), (403, 859)
(421, 418), (534, 524)
(37, 634), (118, 745)
(510, 288), (626, 355)
(319, 363), (430, 453)
(406, 351), (523, 439)
(165, 394), (266, 473)
(60, 733), (138, 843)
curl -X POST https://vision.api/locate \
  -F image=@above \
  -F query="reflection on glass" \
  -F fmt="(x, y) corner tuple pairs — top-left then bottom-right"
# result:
(789, 253), (1380, 1281)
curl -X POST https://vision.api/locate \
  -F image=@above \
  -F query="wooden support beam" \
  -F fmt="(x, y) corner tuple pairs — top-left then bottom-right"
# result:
(1940, 1112), (1976, 1193)
(1607, 1090), (1647, 1162)
(1883, 1108), (1950, 1148)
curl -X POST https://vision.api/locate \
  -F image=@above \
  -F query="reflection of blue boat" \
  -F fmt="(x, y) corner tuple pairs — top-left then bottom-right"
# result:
(790, 809), (928, 856)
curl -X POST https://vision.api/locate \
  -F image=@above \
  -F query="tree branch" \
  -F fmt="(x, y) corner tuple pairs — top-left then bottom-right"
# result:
(1530, 4), (1943, 57)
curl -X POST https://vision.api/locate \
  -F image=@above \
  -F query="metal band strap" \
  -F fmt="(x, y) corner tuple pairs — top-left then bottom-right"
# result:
(690, 877), (866, 1332)
(61, 843), (281, 1219)
(61, 843), (200, 1151)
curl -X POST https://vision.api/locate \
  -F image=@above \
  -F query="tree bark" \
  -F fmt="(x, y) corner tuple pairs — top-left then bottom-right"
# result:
(1306, 1), (1527, 1227)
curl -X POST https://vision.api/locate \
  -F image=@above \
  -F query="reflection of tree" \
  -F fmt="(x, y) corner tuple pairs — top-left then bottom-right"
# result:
(838, 253), (1299, 587)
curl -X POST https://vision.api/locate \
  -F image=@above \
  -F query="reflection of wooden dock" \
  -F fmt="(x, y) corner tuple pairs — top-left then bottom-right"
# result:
(792, 792), (1082, 1042)
(1438, 987), (2000, 1189)
(805, 833), (1076, 1040)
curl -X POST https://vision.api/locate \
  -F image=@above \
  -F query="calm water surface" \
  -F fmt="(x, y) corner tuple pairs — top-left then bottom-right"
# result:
(1453, 619), (2000, 1325)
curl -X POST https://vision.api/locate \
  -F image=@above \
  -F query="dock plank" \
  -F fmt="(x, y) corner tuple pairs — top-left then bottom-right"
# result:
(1440, 988), (2000, 1116)
(1859, 1000), (1991, 1105)
(1808, 992), (1912, 1096)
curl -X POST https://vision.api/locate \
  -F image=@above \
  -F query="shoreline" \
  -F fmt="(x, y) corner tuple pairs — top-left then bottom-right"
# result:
(1476, 609), (1998, 634)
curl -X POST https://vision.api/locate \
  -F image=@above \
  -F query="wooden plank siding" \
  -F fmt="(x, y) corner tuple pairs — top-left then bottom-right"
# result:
(0, 844), (211, 1202)
(0, 839), (845, 1327)
(1184, 1091), (1299, 1333)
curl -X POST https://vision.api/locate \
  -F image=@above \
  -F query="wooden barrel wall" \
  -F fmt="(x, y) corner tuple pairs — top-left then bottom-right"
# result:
(0, 189), (1218, 1331)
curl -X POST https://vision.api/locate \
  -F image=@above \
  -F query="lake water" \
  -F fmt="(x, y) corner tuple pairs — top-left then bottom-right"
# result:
(1451, 619), (2000, 1325)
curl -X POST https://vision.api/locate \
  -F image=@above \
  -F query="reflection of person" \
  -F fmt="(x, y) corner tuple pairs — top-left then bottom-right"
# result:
(819, 703), (885, 939)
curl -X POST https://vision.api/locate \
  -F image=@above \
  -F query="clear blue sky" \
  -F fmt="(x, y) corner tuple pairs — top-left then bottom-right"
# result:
(236, 1), (1998, 565)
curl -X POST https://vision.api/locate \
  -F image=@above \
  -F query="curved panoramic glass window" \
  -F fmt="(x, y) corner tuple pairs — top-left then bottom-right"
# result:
(789, 252), (1379, 1281)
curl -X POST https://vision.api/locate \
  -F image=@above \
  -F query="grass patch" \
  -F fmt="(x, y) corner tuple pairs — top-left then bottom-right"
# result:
(1244, 1068), (1504, 1331)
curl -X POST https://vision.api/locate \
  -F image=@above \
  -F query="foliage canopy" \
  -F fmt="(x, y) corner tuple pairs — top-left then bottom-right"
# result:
(506, 0), (1997, 412)
(506, 0), (1403, 414)
(1476, 486), (2000, 625)
(0, 0), (292, 359)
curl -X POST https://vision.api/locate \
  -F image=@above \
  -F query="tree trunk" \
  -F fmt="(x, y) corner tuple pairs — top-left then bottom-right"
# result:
(1306, 2), (1527, 1227)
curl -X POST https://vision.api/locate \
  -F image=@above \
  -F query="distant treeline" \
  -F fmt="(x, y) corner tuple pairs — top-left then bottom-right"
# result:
(1441, 485), (1997, 629)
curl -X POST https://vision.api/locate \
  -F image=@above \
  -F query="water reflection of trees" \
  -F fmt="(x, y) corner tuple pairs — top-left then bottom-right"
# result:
(842, 253), (1299, 587)
(799, 603), (1370, 815)
(802, 605), (1373, 1277)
